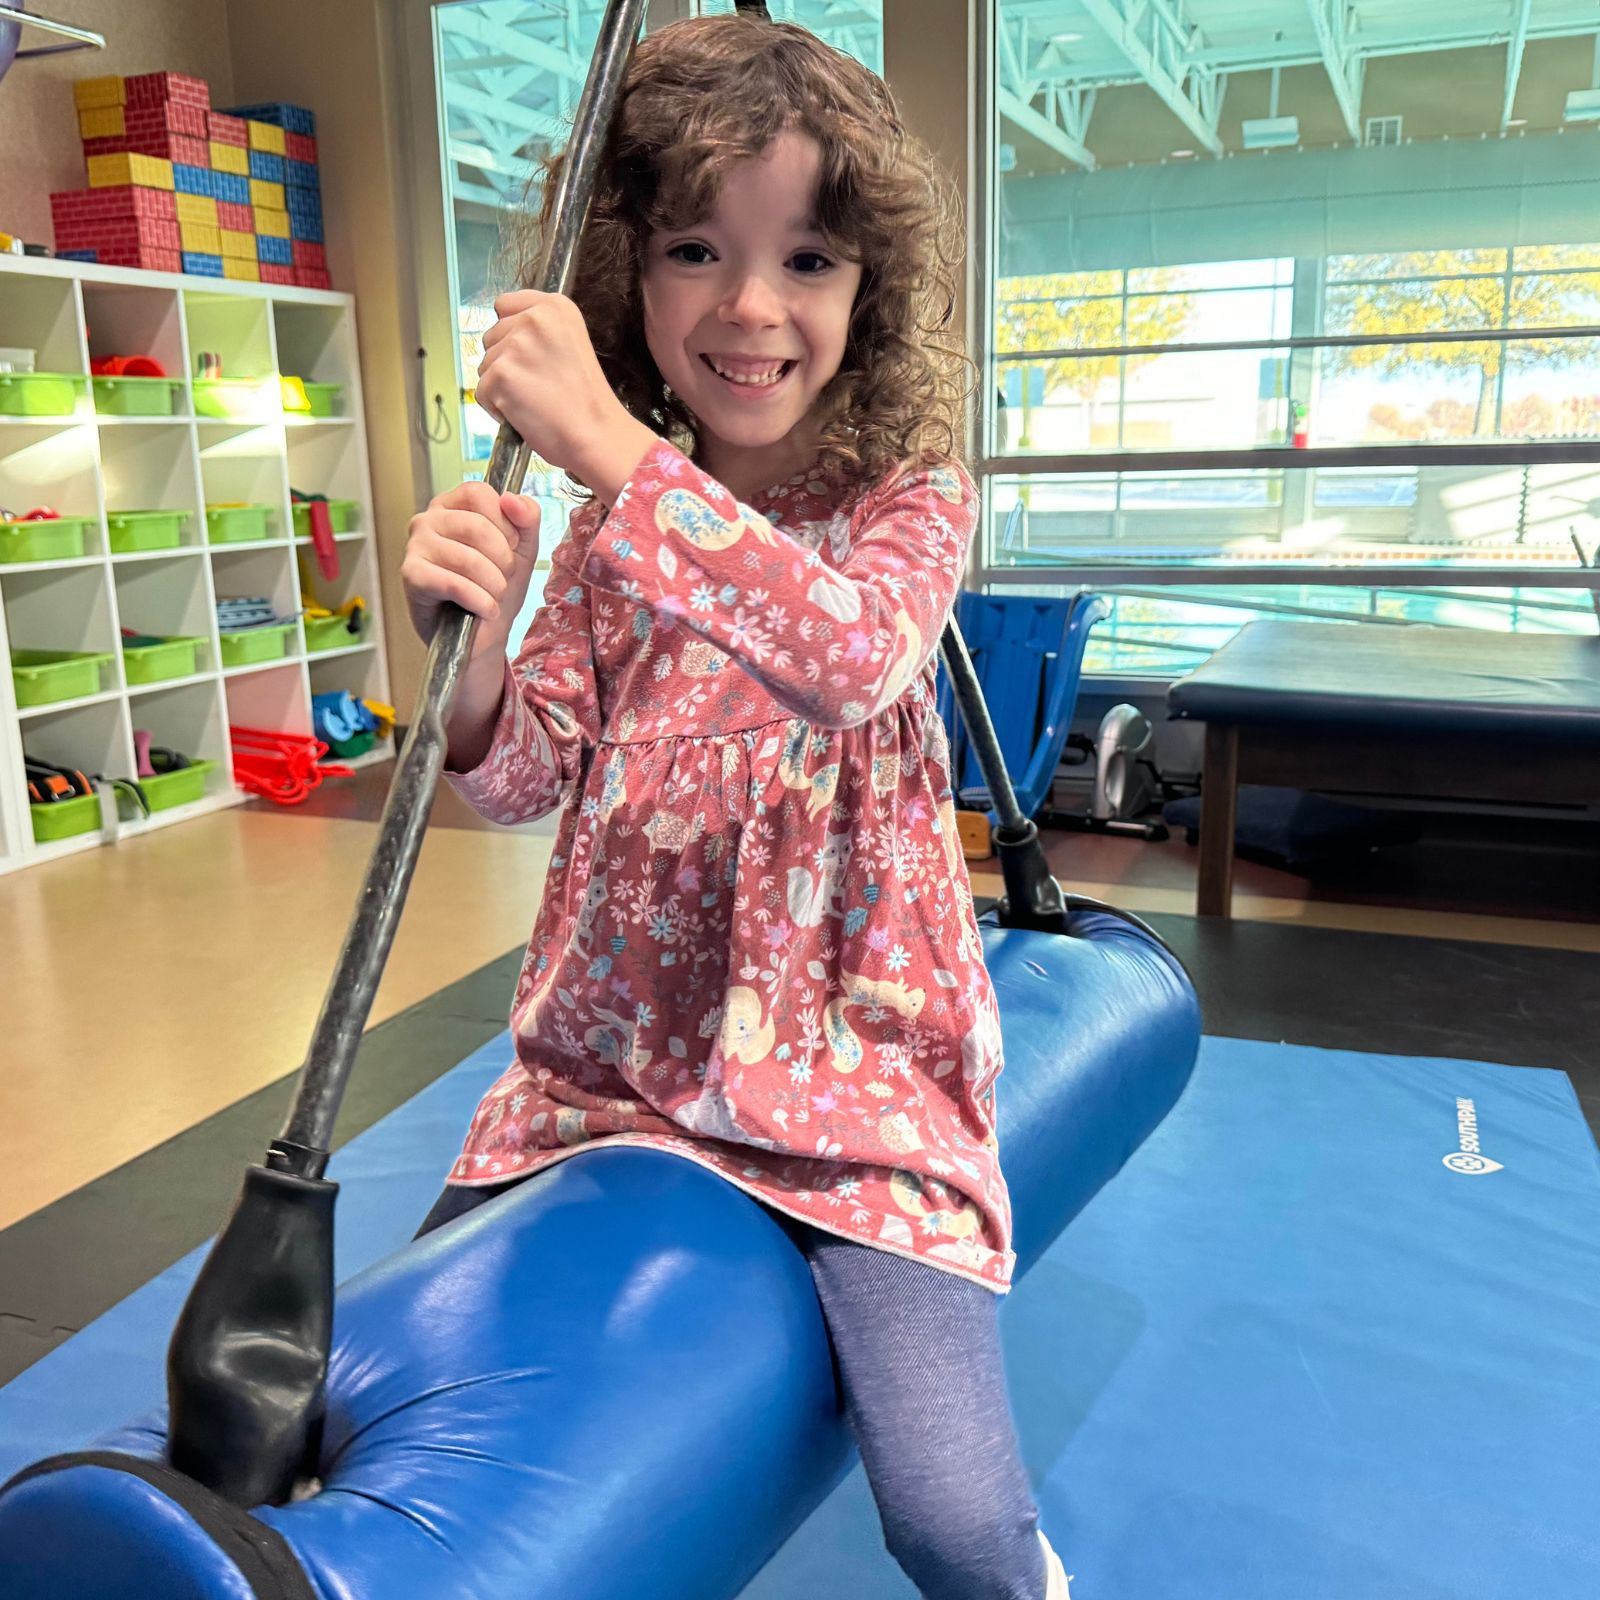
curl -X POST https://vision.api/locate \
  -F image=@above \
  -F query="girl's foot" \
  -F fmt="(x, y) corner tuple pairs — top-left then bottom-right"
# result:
(1039, 1531), (1074, 1599)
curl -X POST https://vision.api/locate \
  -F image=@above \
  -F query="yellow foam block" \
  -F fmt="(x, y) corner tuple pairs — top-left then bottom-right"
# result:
(220, 229), (255, 260)
(78, 106), (126, 140)
(87, 152), (174, 191)
(255, 208), (290, 240)
(210, 141), (250, 176)
(223, 257), (261, 283)
(246, 120), (287, 156)
(179, 223), (220, 256)
(249, 178), (286, 211)
(73, 76), (126, 111)
(175, 193), (218, 227)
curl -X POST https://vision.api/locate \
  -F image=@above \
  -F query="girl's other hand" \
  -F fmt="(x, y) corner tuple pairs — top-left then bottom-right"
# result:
(400, 481), (541, 662)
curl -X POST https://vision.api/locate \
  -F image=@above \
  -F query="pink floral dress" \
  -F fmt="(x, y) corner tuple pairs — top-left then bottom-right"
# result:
(445, 438), (1014, 1289)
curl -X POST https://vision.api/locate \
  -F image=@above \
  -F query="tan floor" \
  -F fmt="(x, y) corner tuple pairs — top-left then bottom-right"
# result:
(0, 805), (551, 1231)
(965, 868), (1600, 954)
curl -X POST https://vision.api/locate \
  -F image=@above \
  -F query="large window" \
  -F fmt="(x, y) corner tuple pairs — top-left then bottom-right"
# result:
(987, 1), (1600, 673)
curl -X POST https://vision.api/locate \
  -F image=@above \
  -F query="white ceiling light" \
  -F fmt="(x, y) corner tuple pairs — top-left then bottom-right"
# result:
(1049, 31), (1083, 44)
(1242, 116), (1301, 148)
(1565, 89), (1600, 122)
(1242, 62), (1299, 150)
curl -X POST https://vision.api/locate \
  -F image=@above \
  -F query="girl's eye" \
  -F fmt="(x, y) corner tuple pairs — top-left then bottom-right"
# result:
(790, 250), (835, 275)
(667, 241), (715, 265)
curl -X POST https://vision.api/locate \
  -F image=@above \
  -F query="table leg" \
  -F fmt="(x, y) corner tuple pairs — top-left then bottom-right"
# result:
(1198, 722), (1239, 919)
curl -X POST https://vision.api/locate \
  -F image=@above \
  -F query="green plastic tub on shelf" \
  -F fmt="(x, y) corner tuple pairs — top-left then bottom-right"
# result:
(30, 793), (100, 844)
(122, 635), (205, 685)
(10, 648), (112, 708)
(0, 516), (93, 564)
(92, 377), (183, 416)
(107, 509), (187, 553)
(206, 504), (273, 544)
(291, 498), (357, 538)
(299, 382), (344, 417)
(218, 622), (294, 667)
(0, 372), (84, 417)
(303, 613), (364, 653)
(193, 378), (275, 419)
(142, 758), (217, 812)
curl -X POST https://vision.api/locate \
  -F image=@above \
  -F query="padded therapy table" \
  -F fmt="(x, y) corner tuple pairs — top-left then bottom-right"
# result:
(1168, 621), (1600, 918)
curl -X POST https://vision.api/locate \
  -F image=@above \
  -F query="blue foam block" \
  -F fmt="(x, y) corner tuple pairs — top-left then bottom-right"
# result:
(212, 172), (248, 206)
(223, 102), (315, 137)
(285, 158), (320, 190)
(248, 149), (285, 183)
(172, 165), (213, 198)
(180, 253), (223, 278)
(256, 234), (292, 265)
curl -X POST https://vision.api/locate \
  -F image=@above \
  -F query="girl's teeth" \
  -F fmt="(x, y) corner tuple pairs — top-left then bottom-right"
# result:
(710, 359), (788, 386)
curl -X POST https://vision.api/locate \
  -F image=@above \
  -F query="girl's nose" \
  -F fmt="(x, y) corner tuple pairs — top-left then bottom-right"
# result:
(718, 271), (784, 329)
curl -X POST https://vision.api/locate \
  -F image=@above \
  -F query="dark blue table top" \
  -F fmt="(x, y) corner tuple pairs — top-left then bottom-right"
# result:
(1167, 621), (1600, 738)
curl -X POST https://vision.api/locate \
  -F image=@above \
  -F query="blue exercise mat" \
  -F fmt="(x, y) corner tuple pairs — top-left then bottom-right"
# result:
(745, 1038), (1600, 1599)
(5, 1037), (1599, 1599)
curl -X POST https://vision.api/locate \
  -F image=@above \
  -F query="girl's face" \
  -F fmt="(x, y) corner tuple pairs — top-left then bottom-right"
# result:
(642, 130), (863, 490)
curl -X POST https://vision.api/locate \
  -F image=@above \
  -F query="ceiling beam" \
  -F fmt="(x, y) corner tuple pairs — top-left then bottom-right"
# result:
(435, 7), (582, 85)
(999, 86), (1097, 171)
(443, 82), (567, 145)
(1501, 0), (1533, 129)
(1077, 0), (1225, 155)
(1305, 0), (1364, 142)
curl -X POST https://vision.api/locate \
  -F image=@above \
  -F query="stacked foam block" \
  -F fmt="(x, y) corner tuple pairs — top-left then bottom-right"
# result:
(50, 74), (330, 289)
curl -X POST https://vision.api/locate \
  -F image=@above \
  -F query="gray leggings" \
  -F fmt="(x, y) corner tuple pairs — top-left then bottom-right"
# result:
(417, 1183), (1046, 1600)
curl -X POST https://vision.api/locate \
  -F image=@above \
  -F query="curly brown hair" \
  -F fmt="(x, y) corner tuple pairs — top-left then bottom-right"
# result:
(514, 12), (971, 492)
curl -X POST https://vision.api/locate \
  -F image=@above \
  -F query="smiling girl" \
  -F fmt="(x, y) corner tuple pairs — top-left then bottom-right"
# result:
(399, 15), (1071, 1598)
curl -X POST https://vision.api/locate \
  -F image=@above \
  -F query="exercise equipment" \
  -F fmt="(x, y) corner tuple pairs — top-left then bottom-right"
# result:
(937, 590), (1110, 851)
(0, 0), (1200, 1590)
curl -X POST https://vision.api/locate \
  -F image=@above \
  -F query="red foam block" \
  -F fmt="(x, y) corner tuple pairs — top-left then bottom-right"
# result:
(124, 72), (210, 110)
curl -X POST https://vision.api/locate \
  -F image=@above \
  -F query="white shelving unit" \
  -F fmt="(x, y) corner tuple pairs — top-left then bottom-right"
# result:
(0, 255), (391, 877)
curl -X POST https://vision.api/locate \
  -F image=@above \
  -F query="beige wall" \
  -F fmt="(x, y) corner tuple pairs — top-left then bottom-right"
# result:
(222, 0), (432, 711)
(0, 0), (234, 243)
(883, 0), (978, 456)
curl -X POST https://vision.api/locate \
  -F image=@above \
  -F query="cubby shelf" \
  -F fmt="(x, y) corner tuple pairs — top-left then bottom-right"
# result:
(0, 255), (393, 876)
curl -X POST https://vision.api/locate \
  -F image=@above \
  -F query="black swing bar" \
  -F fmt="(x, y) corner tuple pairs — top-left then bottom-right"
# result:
(163, 0), (1145, 1514)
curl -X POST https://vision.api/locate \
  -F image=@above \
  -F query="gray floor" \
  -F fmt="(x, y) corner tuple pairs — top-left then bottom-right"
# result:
(0, 915), (1594, 1388)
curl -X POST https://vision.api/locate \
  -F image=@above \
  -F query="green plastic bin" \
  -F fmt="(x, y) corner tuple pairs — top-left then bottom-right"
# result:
(206, 504), (273, 544)
(193, 378), (275, 419)
(303, 613), (364, 653)
(142, 758), (217, 812)
(107, 509), (187, 553)
(0, 516), (92, 564)
(122, 635), (204, 685)
(300, 382), (344, 417)
(0, 372), (84, 417)
(218, 622), (294, 667)
(11, 649), (112, 708)
(291, 498), (357, 539)
(93, 376), (183, 416)
(30, 793), (101, 844)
